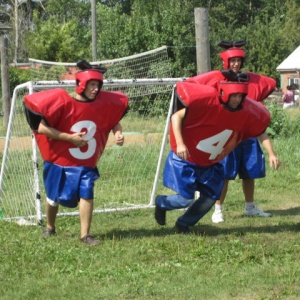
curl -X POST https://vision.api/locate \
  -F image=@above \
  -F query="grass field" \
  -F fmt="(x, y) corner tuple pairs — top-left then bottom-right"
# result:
(0, 112), (169, 220)
(0, 132), (300, 299)
(0, 138), (300, 300)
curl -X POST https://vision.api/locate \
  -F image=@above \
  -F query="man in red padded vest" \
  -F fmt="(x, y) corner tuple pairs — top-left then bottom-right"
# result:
(188, 40), (278, 223)
(155, 72), (279, 234)
(24, 61), (128, 245)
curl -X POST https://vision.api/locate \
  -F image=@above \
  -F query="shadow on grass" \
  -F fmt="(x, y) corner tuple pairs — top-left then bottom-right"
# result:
(193, 222), (300, 236)
(99, 221), (300, 240)
(33, 206), (300, 241)
(267, 206), (300, 216)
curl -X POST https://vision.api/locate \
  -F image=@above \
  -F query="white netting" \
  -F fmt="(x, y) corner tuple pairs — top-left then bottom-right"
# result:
(29, 46), (172, 84)
(0, 46), (185, 224)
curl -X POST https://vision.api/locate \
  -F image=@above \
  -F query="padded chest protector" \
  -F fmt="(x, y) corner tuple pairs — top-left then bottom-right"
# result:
(171, 81), (270, 166)
(24, 89), (128, 167)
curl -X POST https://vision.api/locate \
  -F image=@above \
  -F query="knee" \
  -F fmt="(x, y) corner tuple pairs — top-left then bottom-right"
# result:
(161, 194), (194, 210)
(170, 195), (194, 209)
(184, 198), (194, 207)
(47, 198), (58, 207)
(198, 195), (216, 208)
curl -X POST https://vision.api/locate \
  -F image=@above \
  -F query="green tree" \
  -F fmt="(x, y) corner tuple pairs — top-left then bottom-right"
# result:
(278, 0), (300, 51)
(24, 0), (92, 61)
(0, 0), (44, 62)
(97, 0), (201, 77)
(2, 0), (299, 82)
(96, 3), (129, 59)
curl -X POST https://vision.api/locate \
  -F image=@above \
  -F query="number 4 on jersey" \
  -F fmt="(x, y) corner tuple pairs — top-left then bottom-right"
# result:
(196, 130), (233, 160)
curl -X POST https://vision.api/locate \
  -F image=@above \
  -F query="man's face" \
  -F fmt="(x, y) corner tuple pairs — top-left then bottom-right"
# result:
(227, 93), (244, 109)
(229, 57), (242, 73)
(84, 80), (101, 100)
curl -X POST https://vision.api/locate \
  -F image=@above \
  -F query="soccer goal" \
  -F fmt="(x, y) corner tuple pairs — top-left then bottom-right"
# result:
(0, 46), (185, 224)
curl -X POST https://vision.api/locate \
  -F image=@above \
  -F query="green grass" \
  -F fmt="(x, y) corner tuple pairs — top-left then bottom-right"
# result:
(1, 137), (300, 300)
(0, 93), (298, 299)
(0, 114), (167, 219)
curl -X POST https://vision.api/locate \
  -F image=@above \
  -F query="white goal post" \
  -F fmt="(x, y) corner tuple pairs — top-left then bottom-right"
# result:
(0, 46), (186, 224)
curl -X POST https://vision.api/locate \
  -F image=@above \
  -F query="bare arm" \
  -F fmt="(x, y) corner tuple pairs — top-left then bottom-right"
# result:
(112, 122), (124, 146)
(171, 108), (189, 160)
(257, 132), (280, 170)
(37, 120), (87, 148)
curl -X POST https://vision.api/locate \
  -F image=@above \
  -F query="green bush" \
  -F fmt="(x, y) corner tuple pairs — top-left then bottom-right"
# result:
(266, 102), (300, 138)
(0, 67), (32, 97)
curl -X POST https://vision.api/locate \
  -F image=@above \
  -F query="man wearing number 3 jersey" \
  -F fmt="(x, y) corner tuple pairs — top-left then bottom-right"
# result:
(154, 73), (279, 234)
(24, 60), (128, 245)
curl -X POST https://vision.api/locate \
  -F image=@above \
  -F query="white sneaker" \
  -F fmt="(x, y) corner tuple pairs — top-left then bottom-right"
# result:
(212, 210), (224, 223)
(244, 204), (271, 217)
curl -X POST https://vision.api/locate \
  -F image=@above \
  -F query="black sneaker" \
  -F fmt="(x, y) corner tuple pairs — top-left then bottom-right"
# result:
(175, 221), (190, 234)
(43, 227), (56, 237)
(80, 235), (100, 246)
(154, 196), (166, 226)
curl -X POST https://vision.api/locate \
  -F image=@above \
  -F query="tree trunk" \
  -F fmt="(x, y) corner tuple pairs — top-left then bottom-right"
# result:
(0, 34), (11, 128)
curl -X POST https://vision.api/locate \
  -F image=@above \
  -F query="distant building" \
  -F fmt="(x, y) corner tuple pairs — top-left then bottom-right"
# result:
(276, 46), (300, 99)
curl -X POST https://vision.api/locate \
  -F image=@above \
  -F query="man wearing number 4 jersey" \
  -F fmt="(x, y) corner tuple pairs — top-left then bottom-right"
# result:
(24, 60), (128, 245)
(154, 72), (279, 234)
(189, 40), (279, 223)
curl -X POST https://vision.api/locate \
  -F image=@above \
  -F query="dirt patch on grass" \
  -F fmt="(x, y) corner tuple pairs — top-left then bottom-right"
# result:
(0, 136), (33, 152)
(0, 133), (162, 153)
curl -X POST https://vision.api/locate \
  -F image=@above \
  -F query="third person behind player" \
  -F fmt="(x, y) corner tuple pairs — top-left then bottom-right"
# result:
(212, 40), (279, 223)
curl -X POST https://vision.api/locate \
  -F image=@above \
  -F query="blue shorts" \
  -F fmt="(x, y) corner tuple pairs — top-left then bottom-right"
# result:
(43, 162), (100, 208)
(163, 151), (224, 200)
(221, 138), (265, 180)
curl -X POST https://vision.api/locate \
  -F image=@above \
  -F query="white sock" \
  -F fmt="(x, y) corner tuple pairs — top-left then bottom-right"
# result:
(245, 202), (255, 210)
(215, 204), (222, 212)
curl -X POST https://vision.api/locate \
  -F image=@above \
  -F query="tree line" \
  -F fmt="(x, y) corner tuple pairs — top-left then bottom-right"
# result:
(1, 0), (300, 84)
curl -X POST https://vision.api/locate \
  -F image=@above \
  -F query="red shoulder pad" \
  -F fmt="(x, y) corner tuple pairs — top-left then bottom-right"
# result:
(176, 81), (218, 107)
(24, 88), (69, 117)
(247, 72), (276, 101)
(187, 71), (224, 89)
(98, 90), (129, 109)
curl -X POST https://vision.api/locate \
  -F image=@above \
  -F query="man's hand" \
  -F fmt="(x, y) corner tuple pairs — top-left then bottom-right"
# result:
(269, 154), (280, 170)
(176, 143), (189, 160)
(115, 132), (124, 146)
(69, 132), (87, 147)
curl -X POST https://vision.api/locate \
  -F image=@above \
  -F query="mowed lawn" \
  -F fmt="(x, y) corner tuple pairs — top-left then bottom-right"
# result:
(0, 135), (299, 300)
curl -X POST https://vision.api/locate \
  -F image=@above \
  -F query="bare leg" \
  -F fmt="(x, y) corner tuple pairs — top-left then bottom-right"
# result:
(243, 178), (271, 216)
(242, 178), (255, 202)
(79, 198), (93, 239)
(212, 180), (229, 223)
(46, 201), (58, 230)
(215, 179), (229, 206)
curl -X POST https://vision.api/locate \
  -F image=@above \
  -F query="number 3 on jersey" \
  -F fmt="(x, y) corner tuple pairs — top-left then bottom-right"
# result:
(69, 120), (97, 160)
(196, 130), (233, 160)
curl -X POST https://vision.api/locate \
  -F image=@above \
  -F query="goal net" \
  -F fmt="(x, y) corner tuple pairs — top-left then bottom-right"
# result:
(0, 46), (185, 224)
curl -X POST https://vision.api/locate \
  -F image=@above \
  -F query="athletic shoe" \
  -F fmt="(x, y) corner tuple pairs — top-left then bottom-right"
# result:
(80, 235), (100, 246)
(212, 210), (224, 223)
(154, 196), (166, 226)
(43, 227), (56, 237)
(175, 221), (190, 234)
(244, 204), (272, 217)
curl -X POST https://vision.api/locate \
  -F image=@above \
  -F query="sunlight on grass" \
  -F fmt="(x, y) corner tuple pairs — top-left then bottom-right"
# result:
(1, 133), (300, 300)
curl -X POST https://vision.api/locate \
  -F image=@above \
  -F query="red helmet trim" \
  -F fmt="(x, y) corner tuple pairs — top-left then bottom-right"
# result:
(219, 48), (245, 69)
(219, 81), (248, 103)
(75, 70), (103, 94)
